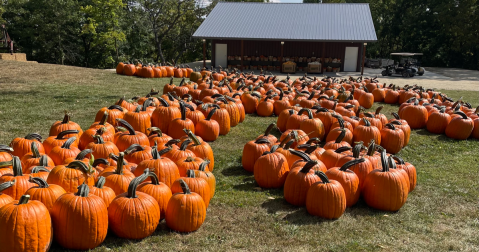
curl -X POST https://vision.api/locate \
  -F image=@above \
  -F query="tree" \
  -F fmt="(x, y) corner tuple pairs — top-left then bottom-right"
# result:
(80, 0), (126, 67)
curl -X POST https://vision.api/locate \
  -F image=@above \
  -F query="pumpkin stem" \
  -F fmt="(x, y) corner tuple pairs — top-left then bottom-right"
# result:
(186, 130), (202, 146)
(335, 129), (346, 143)
(93, 135), (105, 144)
(24, 133), (42, 141)
(335, 146), (352, 153)
(127, 169), (150, 198)
(18, 195), (30, 205)
(0, 144), (13, 153)
(197, 160), (211, 172)
(392, 155), (405, 165)
(0, 181), (15, 192)
(116, 152), (125, 175)
(289, 150), (311, 161)
(148, 127), (163, 137)
(380, 150), (389, 172)
(99, 111), (108, 125)
(179, 179), (191, 194)
(388, 156), (397, 169)
(30, 142), (41, 158)
(116, 119), (136, 135)
(186, 169), (196, 178)
(62, 112), (71, 124)
(29, 177), (50, 188)
(375, 106), (383, 115)
(95, 176), (106, 189)
(361, 118), (371, 127)
(205, 107), (217, 120)
(61, 137), (77, 149)
(300, 160), (318, 173)
(92, 158), (110, 167)
(76, 183), (90, 197)
(76, 149), (92, 160)
(339, 158), (365, 171)
(180, 139), (191, 151)
(56, 130), (79, 140)
(352, 143), (363, 158)
(254, 138), (270, 145)
(11, 156), (23, 176)
(453, 111), (468, 119)
(124, 144), (144, 154)
(315, 171), (330, 183)
(30, 166), (50, 174)
(66, 161), (90, 175)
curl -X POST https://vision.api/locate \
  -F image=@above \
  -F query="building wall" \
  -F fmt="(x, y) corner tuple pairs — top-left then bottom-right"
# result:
(212, 39), (364, 72)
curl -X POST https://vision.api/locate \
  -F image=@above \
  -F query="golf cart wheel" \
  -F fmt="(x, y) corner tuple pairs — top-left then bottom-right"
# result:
(381, 70), (387, 76)
(409, 72), (415, 77)
(402, 71), (410, 78)
(418, 72), (424, 76)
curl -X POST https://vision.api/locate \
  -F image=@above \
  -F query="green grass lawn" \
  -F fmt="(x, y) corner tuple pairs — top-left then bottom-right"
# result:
(1, 61), (478, 251)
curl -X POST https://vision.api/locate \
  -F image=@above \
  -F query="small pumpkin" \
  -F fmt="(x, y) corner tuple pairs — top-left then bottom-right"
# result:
(25, 177), (66, 213)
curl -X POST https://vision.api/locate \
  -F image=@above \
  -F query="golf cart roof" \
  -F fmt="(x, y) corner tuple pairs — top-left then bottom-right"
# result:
(390, 52), (423, 56)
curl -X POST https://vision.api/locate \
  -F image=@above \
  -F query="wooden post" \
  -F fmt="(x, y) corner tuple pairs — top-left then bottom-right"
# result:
(280, 41), (284, 73)
(241, 40), (244, 72)
(203, 39), (206, 68)
(321, 42), (325, 73)
(361, 43), (367, 76)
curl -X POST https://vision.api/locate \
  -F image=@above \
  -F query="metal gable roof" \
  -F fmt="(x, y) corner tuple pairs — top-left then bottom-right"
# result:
(193, 2), (377, 42)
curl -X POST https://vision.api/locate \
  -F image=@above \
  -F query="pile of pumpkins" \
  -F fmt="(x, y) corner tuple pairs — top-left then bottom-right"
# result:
(0, 99), (217, 250)
(116, 62), (197, 79)
(243, 123), (416, 219)
(382, 85), (478, 140)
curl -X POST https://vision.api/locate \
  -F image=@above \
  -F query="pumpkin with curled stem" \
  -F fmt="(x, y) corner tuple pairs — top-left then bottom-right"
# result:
(25, 177), (66, 213)
(89, 176), (116, 207)
(49, 111), (83, 138)
(253, 146), (289, 189)
(325, 158), (363, 207)
(137, 170), (172, 219)
(166, 179), (206, 233)
(10, 133), (45, 158)
(0, 156), (36, 200)
(306, 171), (346, 219)
(108, 170), (161, 239)
(283, 160), (321, 206)
(362, 150), (409, 212)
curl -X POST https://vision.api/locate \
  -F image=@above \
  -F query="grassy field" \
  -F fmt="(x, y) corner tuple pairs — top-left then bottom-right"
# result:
(0, 61), (478, 252)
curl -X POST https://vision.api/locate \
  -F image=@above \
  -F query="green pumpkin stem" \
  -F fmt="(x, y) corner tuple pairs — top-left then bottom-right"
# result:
(335, 129), (346, 143)
(56, 130), (79, 139)
(186, 169), (196, 178)
(76, 183), (90, 197)
(352, 143), (362, 158)
(179, 179), (191, 194)
(29, 142), (41, 158)
(127, 169), (149, 198)
(24, 133), (42, 141)
(99, 111), (108, 125)
(29, 177), (50, 188)
(92, 158), (110, 167)
(148, 127), (163, 137)
(391, 112), (401, 120)
(116, 119), (136, 135)
(186, 130), (202, 146)
(61, 137), (77, 149)
(388, 156), (397, 169)
(11, 156), (23, 176)
(95, 176), (106, 189)
(289, 150), (311, 161)
(30, 166), (50, 174)
(66, 161), (90, 175)
(335, 146), (352, 153)
(0, 181), (15, 192)
(263, 123), (276, 136)
(199, 160), (210, 171)
(125, 144), (144, 154)
(206, 108), (217, 120)
(62, 112), (71, 124)
(366, 140), (376, 156)
(361, 118), (371, 127)
(18, 195), (30, 204)
(93, 135), (105, 144)
(380, 150), (389, 172)
(180, 139), (191, 151)
(76, 149), (92, 160)
(147, 171), (160, 185)
(392, 155), (405, 165)
(339, 158), (365, 171)
(315, 171), (330, 183)
(300, 160), (318, 173)
(116, 152), (125, 175)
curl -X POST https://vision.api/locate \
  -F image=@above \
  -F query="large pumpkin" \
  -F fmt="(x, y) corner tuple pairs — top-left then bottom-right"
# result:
(108, 170), (161, 239)
(51, 184), (108, 250)
(165, 179), (206, 233)
(0, 195), (53, 252)
(305, 171), (346, 219)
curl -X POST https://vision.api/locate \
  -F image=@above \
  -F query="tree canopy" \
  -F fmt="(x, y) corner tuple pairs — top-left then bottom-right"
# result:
(1, 0), (477, 70)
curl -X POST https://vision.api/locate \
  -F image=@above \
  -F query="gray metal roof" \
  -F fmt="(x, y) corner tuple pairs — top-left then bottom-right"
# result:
(193, 2), (377, 42)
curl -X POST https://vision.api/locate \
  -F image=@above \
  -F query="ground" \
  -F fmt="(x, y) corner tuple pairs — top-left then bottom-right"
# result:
(1, 60), (478, 252)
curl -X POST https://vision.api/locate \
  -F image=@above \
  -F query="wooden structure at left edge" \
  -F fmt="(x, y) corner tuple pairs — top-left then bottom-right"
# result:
(194, 2), (377, 74)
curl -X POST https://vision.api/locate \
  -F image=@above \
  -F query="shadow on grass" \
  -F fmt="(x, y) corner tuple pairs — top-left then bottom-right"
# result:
(221, 165), (250, 177)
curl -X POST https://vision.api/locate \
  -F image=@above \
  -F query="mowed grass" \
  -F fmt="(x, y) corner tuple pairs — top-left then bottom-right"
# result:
(0, 60), (478, 252)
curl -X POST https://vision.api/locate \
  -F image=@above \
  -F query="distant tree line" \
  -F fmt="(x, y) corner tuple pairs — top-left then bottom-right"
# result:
(1, 0), (477, 70)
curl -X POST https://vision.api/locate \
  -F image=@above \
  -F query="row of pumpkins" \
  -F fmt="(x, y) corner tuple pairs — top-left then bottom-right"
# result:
(116, 62), (205, 80)
(355, 82), (478, 139)
(243, 124), (415, 218)
(0, 94), (221, 250)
